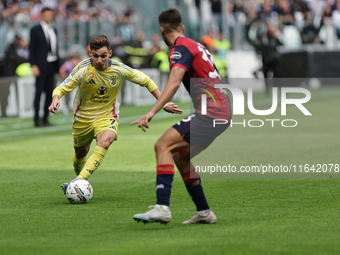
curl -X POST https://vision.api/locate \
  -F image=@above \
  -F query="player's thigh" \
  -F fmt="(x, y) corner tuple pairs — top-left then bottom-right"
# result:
(96, 130), (117, 149)
(156, 126), (190, 154)
(93, 118), (119, 148)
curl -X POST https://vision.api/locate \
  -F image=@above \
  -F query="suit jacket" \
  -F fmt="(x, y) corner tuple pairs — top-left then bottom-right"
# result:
(29, 24), (59, 73)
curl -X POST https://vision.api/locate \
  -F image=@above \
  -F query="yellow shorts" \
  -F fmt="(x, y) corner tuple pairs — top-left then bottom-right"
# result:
(73, 118), (119, 147)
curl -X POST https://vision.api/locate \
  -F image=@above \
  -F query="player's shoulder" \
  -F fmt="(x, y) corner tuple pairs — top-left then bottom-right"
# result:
(77, 58), (92, 69)
(109, 59), (134, 73)
(69, 58), (91, 78)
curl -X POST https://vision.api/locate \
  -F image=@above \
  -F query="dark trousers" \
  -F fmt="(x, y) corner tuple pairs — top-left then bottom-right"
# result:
(262, 59), (281, 95)
(34, 61), (57, 123)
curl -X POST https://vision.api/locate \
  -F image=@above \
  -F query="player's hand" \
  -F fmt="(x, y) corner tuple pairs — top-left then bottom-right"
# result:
(130, 111), (155, 132)
(48, 97), (60, 114)
(32, 65), (40, 77)
(163, 102), (183, 114)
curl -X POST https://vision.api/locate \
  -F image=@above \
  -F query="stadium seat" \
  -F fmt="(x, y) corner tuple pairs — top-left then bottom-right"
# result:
(281, 25), (302, 49)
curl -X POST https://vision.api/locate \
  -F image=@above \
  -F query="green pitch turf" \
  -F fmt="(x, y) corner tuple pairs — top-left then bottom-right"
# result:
(0, 86), (339, 255)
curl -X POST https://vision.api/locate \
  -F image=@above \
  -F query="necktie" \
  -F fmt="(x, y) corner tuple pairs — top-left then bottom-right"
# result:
(45, 26), (53, 53)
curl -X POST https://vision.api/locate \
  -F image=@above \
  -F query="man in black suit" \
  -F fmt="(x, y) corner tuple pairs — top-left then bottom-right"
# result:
(29, 7), (59, 127)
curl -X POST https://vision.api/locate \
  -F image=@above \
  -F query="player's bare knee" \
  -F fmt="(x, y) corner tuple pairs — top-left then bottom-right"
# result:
(154, 140), (167, 154)
(97, 140), (112, 150)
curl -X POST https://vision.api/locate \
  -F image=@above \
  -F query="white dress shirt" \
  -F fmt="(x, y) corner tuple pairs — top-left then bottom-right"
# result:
(40, 20), (58, 62)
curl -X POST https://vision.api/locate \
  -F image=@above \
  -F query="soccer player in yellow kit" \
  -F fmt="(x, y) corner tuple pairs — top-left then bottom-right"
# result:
(48, 35), (182, 193)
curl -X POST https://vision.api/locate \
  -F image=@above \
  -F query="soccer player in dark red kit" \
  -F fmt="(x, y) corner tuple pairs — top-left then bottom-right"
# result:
(131, 8), (231, 224)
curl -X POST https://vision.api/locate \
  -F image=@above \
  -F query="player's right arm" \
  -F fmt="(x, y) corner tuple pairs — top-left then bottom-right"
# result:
(130, 66), (185, 131)
(48, 61), (83, 114)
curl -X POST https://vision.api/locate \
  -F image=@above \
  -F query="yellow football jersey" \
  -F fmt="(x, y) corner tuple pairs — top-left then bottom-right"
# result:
(53, 58), (158, 122)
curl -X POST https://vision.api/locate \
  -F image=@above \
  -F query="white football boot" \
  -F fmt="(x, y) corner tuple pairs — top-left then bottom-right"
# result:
(182, 209), (217, 224)
(133, 205), (172, 224)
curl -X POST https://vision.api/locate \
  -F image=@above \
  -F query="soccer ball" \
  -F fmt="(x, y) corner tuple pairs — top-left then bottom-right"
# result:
(66, 179), (93, 204)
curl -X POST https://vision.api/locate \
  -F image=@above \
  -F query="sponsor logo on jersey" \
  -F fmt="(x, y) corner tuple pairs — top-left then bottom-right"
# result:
(87, 79), (96, 85)
(170, 51), (182, 59)
(97, 85), (107, 95)
(89, 72), (94, 78)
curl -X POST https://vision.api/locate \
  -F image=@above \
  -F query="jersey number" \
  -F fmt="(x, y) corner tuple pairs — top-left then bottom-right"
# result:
(197, 43), (220, 79)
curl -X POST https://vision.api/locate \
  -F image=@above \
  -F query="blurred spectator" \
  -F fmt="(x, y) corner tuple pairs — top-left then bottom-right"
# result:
(130, 30), (147, 48)
(226, 0), (236, 42)
(293, 0), (310, 13)
(59, 52), (81, 79)
(150, 33), (162, 56)
(305, 0), (327, 17)
(3, 34), (29, 76)
(322, 2), (333, 20)
(332, 0), (340, 39)
(124, 30), (150, 68)
(213, 31), (231, 78)
(59, 52), (82, 120)
(259, 0), (278, 23)
(150, 33), (169, 73)
(111, 36), (127, 63)
(117, 7), (135, 42)
(253, 23), (282, 94)
(199, 30), (216, 53)
(245, 5), (260, 43)
(276, 0), (295, 26)
(301, 11), (321, 44)
(0, 0), (114, 23)
(210, 0), (222, 31)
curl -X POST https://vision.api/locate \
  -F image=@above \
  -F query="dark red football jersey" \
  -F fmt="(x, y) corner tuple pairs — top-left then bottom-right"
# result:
(169, 37), (231, 120)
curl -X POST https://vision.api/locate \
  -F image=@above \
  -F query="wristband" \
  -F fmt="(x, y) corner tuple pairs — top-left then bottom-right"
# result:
(163, 103), (169, 109)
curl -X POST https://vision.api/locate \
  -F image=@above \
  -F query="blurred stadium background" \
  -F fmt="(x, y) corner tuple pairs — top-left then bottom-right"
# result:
(0, 0), (340, 118)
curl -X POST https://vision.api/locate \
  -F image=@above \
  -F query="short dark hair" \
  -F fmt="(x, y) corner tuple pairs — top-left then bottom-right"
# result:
(89, 35), (110, 51)
(158, 8), (182, 33)
(41, 7), (53, 13)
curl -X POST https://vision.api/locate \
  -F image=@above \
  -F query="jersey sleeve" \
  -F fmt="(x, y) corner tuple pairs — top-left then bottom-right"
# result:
(169, 45), (194, 72)
(52, 62), (82, 99)
(118, 63), (158, 92)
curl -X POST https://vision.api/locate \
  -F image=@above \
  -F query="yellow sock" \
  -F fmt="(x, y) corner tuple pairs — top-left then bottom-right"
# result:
(78, 146), (107, 180)
(73, 153), (86, 176)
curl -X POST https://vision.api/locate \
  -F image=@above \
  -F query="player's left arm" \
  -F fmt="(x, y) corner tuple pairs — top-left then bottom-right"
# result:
(130, 66), (185, 131)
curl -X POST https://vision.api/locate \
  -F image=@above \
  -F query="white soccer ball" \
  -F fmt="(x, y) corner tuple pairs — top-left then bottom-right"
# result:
(66, 179), (93, 204)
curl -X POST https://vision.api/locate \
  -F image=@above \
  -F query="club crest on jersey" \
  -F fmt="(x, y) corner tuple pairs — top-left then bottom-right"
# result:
(97, 85), (108, 95)
(110, 76), (117, 86)
(170, 51), (182, 59)
(89, 72), (94, 78)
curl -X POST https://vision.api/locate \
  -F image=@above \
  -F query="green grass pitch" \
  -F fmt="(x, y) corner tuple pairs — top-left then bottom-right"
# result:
(0, 86), (339, 255)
